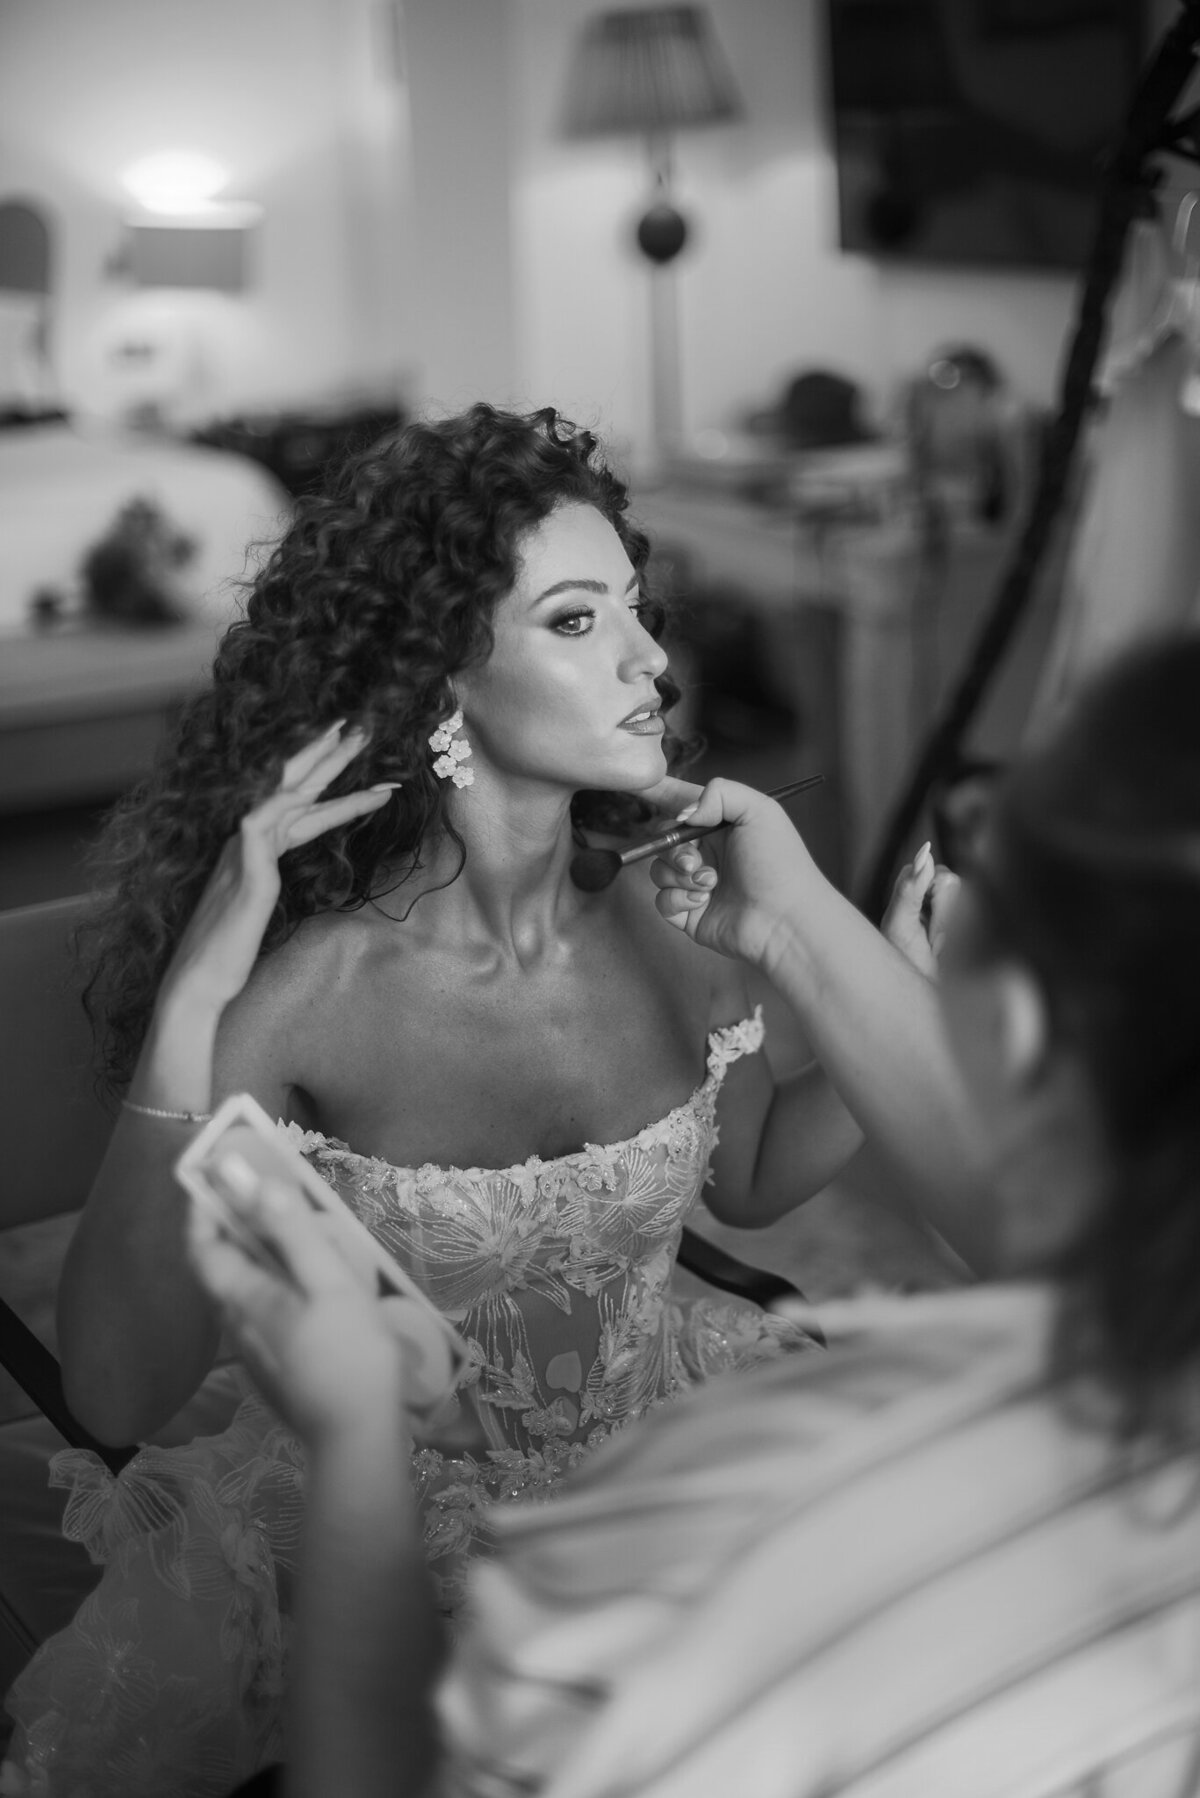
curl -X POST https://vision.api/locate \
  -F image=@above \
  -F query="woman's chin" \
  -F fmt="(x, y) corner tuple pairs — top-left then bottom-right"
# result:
(609, 741), (669, 791)
(552, 738), (668, 795)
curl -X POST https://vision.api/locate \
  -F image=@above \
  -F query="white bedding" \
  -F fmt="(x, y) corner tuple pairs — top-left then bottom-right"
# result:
(0, 421), (289, 636)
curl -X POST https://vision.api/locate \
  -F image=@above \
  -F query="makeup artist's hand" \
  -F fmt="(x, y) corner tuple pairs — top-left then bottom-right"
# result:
(160, 722), (395, 1018)
(645, 776), (821, 966)
(187, 1173), (408, 1445)
(881, 843), (961, 979)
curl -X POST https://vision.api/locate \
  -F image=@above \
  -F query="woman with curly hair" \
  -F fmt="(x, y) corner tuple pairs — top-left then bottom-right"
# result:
(2, 404), (980, 1797)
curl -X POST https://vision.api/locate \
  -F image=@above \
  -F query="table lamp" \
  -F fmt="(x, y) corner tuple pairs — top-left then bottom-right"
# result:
(563, 5), (742, 463)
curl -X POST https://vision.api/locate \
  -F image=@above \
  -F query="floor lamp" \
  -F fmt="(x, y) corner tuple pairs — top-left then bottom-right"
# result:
(563, 6), (742, 467)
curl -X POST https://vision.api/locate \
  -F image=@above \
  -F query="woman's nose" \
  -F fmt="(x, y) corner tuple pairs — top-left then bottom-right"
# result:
(620, 616), (670, 683)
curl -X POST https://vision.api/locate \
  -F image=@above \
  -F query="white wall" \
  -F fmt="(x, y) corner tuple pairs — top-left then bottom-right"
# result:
(0, 0), (411, 420)
(1, 0), (1115, 444)
(508, 0), (1080, 464)
(401, 0), (518, 411)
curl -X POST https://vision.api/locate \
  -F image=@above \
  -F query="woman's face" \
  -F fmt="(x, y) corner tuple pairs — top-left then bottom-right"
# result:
(455, 502), (670, 794)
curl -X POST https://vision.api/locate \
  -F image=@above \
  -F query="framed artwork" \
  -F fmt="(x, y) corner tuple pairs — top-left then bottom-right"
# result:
(825, 0), (1145, 268)
(978, 2), (1124, 34)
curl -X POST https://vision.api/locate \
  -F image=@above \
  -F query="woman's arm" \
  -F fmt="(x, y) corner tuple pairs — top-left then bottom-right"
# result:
(292, 1412), (441, 1798)
(704, 846), (962, 1231)
(651, 779), (996, 1271)
(57, 724), (390, 1445)
(185, 1174), (445, 1798)
(699, 962), (864, 1229)
(57, 978), (293, 1443)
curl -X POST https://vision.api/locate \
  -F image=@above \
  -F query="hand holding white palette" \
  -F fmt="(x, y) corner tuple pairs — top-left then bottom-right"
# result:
(176, 1093), (469, 1423)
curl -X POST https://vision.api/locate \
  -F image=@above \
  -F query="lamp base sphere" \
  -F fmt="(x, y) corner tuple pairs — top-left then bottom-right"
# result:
(636, 202), (688, 264)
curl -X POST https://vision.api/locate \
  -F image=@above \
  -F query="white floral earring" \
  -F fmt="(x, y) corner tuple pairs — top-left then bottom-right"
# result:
(429, 706), (474, 788)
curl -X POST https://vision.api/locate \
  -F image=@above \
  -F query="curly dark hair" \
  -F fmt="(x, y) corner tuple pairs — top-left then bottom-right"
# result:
(963, 633), (1200, 1439)
(82, 403), (690, 1095)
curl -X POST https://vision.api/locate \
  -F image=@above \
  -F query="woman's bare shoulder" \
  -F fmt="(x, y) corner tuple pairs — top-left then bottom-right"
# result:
(214, 908), (384, 1082)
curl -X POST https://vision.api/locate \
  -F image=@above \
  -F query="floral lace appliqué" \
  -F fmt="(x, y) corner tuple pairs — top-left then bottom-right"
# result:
(1, 1006), (820, 1796)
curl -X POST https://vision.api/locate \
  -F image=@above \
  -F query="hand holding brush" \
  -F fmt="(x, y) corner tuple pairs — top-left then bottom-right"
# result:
(630, 773), (831, 961)
(570, 775), (825, 893)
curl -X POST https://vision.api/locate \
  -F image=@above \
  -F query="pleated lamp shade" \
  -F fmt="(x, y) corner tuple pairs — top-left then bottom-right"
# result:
(563, 6), (742, 138)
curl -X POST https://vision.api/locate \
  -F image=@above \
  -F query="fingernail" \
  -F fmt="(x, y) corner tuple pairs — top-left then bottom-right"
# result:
(696, 868), (718, 886)
(914, 840), (933, 872)
(370, 782), (403, 792)
(676, 804), (698, 822)
(324, 718), (346, 737)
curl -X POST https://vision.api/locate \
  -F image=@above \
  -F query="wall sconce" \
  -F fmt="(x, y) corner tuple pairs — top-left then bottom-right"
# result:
(121, 202), (262, 293)
(113, 153), (262, 292)
(562, 5), (743, 462)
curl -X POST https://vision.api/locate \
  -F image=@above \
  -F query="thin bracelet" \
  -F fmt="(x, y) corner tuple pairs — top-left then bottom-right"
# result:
(121, 1097), (213, 1125)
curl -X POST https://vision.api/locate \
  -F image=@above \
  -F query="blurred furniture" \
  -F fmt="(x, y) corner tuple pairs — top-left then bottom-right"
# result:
(638, 450), (1064, 890)
(0, 191), (289, 830)
(903, 345), (1030, 534)
(191, 400), (405, 498)
(0, 895), (249, 1709)
(0, 199), (54, 416)
(0, 896), (129, 1703)
(0, 422), (289, 819)
(0, 418), (289, 639)
(0, 621), (222, 814)
(639, 471), (923, 887)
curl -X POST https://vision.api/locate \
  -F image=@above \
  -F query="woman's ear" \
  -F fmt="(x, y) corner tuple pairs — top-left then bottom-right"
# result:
(993, 961), (1050, 1088)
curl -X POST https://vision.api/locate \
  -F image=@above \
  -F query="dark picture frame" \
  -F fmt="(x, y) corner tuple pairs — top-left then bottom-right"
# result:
(825, 0), (1145, 269)
(979, 1), (1124, 35)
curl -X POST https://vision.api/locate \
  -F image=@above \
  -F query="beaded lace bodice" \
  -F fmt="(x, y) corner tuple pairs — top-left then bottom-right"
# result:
(284, 1011), (774, 1491)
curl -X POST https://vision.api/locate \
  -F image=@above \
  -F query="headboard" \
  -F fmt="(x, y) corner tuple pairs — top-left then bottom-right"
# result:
(0, 197), (57, 414)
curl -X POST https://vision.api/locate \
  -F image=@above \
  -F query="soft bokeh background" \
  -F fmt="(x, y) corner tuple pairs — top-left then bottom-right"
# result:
(0, 0), (1189, 1329)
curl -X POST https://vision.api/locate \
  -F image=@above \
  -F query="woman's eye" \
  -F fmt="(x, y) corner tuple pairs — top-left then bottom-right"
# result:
(552, 610), (594, 637)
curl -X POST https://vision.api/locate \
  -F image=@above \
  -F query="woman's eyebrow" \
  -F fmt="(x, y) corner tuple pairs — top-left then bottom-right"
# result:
(533, 574), (639, 605)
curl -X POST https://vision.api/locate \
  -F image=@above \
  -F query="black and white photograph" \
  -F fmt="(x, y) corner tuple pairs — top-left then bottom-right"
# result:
(1, 3), (1198, 1793)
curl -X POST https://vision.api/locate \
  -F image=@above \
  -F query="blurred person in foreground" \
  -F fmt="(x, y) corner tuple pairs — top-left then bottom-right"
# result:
(198, 634), (1200, 1798)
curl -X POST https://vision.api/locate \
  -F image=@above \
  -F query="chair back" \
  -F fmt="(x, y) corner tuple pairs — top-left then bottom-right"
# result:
(0, 894), (113, 1230)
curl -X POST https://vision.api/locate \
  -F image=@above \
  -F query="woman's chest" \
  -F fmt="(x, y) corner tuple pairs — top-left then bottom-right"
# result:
(292, 920), (712, 1168)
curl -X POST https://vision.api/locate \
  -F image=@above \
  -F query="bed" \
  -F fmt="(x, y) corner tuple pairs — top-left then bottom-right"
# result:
(0, 197), (290, 816)
(0, 419), (290, 811)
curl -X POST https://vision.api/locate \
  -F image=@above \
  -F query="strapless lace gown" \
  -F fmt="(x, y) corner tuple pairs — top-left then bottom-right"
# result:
(2, 1010), (816, 1798)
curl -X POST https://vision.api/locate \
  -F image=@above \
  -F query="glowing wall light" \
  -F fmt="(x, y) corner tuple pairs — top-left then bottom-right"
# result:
(116, 152), (261, 293)
(121, 151), (230, 216)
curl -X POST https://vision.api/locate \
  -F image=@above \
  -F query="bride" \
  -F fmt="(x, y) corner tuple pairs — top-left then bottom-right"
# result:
(2, 404), (980, 1797)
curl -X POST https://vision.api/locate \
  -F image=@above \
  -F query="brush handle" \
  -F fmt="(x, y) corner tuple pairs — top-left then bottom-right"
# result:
(617, 825), (710, 867)
(617, 773), (824, 868)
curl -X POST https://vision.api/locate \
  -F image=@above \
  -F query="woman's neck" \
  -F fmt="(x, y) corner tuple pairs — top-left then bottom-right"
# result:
(405, 781), (587, 965)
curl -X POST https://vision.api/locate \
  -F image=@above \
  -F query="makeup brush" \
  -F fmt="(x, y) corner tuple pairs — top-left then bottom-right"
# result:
(570, 774), (825, 894)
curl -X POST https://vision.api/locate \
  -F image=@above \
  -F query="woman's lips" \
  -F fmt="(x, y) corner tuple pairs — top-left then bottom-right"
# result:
(618, 707), (664, 735)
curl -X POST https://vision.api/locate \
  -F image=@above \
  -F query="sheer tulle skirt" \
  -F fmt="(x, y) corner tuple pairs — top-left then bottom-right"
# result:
(1, 1296), (811, 1798)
